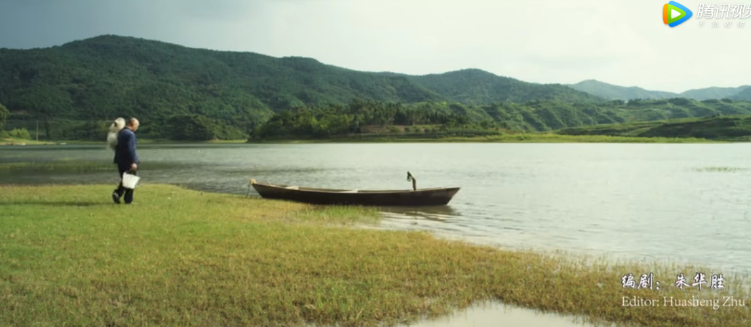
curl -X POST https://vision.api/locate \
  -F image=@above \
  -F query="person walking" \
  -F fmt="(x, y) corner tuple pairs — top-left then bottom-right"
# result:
(112, 118), (140, 204)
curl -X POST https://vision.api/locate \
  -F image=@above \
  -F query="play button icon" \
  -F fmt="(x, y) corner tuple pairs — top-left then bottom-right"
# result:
(671, 9), (682, 19)
(663, 1), (693, 27)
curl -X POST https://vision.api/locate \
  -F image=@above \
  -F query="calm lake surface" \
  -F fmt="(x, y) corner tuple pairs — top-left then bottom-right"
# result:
(3, 143), (751, 277)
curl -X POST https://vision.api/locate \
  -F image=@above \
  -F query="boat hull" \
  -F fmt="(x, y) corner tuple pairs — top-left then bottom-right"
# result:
(251, 182), (460, 206)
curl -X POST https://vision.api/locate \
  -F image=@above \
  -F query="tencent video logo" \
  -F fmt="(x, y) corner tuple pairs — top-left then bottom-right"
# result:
(663, 1), (693, 27)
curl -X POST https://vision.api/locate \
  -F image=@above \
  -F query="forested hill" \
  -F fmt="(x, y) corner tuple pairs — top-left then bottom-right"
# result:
(0, 35), (605, 138)
(404, 69), (603, 104)
(0, 35), (438, 120)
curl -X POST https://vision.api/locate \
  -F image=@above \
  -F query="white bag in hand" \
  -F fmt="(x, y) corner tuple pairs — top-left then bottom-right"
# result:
(122, 173), (140, 189)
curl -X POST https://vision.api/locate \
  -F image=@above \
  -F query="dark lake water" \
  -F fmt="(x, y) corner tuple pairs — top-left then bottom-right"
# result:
(3, 142), (751, 277)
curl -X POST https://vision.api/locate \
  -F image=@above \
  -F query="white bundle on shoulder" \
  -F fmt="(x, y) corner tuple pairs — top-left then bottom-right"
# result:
(107, 117), (126, 151)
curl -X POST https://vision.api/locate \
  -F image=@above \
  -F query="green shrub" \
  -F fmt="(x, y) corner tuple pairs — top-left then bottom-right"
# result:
(9, 128), (31, 140)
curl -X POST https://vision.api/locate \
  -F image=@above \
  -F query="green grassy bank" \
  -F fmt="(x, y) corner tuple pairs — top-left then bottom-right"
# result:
(0, 137), (251, 146)
(0, 137), (63, 145)
(0, 185), (748, 327)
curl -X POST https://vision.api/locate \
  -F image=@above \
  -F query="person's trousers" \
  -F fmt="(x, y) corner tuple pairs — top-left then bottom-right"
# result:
(114, 169), (137, 204)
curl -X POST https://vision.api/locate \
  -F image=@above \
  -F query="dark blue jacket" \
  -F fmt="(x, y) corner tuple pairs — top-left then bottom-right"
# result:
(113, 128), (139, 171)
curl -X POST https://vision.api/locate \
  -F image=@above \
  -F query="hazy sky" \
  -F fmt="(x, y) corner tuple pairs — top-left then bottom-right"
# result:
(0, 0), (746, 93)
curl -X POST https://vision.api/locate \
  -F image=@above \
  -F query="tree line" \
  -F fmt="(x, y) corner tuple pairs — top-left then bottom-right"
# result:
(5, 97), (751, 141)
(249, 98), (751, 140)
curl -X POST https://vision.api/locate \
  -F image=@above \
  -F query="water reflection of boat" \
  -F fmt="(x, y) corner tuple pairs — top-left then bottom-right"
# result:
(379, 205), (461, 220)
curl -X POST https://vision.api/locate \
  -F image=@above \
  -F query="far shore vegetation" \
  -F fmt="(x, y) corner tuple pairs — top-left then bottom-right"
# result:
(6, 92), (751, 144)
(1, 184), (749, 327)
(0, 133), (718, 146)
(4, 97), (751, 145)
(244, 101), (751, 143)
(246, 133), (715, 144)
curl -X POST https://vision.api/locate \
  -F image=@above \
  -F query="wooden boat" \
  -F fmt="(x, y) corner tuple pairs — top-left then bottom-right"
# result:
(249, 172), (460, 206)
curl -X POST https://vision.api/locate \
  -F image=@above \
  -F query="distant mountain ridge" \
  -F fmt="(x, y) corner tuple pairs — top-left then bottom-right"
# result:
(567, 79), (751, 101)
(688, 86), (751, 101)
(731, 88), (751, 101)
